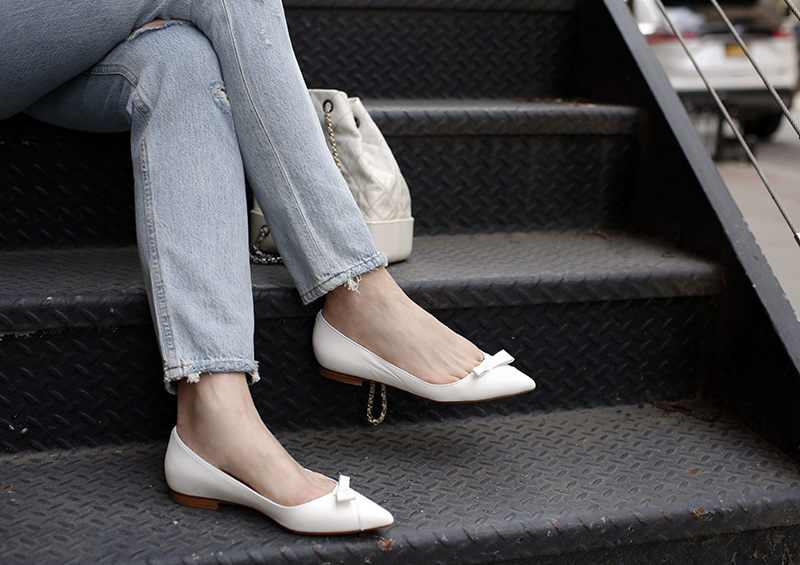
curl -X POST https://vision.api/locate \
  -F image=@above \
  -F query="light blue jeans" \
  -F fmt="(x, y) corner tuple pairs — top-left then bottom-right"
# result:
(0, 1), (386, 391)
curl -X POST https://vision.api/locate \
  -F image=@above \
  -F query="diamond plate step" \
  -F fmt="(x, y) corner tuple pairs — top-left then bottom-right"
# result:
(0, 231), (721, 450)
(3, 404), (800, 564)
(1, 231), (713, 330)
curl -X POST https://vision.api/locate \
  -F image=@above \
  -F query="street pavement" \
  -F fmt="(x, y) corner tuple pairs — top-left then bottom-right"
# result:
(716, 105), (800, 319)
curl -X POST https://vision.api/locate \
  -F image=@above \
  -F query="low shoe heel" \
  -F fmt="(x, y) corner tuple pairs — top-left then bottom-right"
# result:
(318, 365), (364, 386)
(171, 490), (220, 510)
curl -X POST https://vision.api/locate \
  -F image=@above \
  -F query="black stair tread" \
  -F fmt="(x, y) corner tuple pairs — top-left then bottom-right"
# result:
(0, 99), (636, 140)
(3, 403), (800, 564)
(0, 231), (720, 331)
(367, 99), (639, 136)
(388, 231), (720, 309)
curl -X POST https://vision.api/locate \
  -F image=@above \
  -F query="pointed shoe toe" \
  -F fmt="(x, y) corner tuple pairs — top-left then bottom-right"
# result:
(164, 428), (393, 535)
(458, 358), (537, 401)
(312, 311), (536, 403)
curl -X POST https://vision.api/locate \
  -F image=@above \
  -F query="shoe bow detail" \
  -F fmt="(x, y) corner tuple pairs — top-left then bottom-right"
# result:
(470, 350), (515, 377)
(335, 475), (357, 502)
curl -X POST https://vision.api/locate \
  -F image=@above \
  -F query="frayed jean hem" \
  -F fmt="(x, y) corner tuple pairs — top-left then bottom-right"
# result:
(299, 252), (387, 305)
(163, 361), (260, 394)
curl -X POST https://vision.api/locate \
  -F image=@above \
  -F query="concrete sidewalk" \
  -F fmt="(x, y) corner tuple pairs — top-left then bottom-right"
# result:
(716, 111), (800, 320)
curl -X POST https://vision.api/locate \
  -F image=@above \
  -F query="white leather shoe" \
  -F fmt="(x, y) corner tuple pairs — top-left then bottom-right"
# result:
(164, 427), (394, 534)
(312, 311), (536, 403)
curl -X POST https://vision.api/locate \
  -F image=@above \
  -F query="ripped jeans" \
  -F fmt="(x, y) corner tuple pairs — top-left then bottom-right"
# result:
(0, 2), (386, 391)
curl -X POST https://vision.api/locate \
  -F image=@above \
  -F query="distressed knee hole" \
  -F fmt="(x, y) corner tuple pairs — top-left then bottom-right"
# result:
(129, 19), (185, 41)
(259, 28), (272, 45)
(211, 82), (232, 114)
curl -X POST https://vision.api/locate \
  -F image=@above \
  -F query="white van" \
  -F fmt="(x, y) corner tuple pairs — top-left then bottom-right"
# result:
(631, 0), (798, 139)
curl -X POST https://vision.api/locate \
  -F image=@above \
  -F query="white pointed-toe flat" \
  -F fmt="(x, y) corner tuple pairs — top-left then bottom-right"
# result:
(312, 311), (536, 403)
(164, 427), (394, 535)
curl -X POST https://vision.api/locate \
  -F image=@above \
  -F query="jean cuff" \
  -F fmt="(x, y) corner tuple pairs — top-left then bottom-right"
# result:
(299, 252), (388, 304)
(163, 360), (260, 394)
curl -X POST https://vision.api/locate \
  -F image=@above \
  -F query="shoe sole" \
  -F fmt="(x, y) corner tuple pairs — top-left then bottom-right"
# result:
(317, 364), (533, 404)
(169, 489), (391, 535)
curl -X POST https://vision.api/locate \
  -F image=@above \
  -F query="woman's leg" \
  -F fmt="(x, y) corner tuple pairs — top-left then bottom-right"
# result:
(2, 0), (381, 301)
(4, 0), (483, 385)
(2, 0), (384, 298)
(161, 0), (483, 381)
(175, 372), (332, 506)
(160, 0), (388, 302)
(24, 21), (332, 505)
(0, 2), (160, 119)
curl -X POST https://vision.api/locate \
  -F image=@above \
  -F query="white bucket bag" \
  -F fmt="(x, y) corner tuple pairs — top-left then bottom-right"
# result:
(250, 89), (414, 265)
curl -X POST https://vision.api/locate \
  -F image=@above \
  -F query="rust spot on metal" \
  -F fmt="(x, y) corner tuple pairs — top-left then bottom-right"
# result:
(661, 508), (669, 515)
(377, 537), (394, 551)
(690, 507), (708, 519)
(1, 484), (10, 491)
(687, 468), (700, 476)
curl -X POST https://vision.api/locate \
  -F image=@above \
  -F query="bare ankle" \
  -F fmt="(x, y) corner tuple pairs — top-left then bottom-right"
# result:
(176, 372), (256, 447)
(323, 267), (405, 320)
(177, 371), (250, 409)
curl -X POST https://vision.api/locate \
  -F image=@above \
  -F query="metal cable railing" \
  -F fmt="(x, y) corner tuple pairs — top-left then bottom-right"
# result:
(652, 0), (800, 248)
(786, 0), (800, 23)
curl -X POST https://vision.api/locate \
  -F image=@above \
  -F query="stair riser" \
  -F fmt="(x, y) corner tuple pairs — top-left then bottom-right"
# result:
(287, 7), (577, 100)
(390, 133), (636, 235)
(0, 129), (136, 250)
(1, 296), (712, 452)
(0, 125), (635, 250)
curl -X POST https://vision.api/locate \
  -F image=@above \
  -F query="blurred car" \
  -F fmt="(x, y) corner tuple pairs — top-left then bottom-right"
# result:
(632, 0), (798, 139)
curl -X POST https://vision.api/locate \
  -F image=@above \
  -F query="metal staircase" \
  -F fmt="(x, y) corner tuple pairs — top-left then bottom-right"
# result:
(2, 1), (800, 562)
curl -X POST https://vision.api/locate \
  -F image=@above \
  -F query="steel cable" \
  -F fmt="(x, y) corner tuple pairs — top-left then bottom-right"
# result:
(785, 0), (800, 23)
(653, 0), (800, 248)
